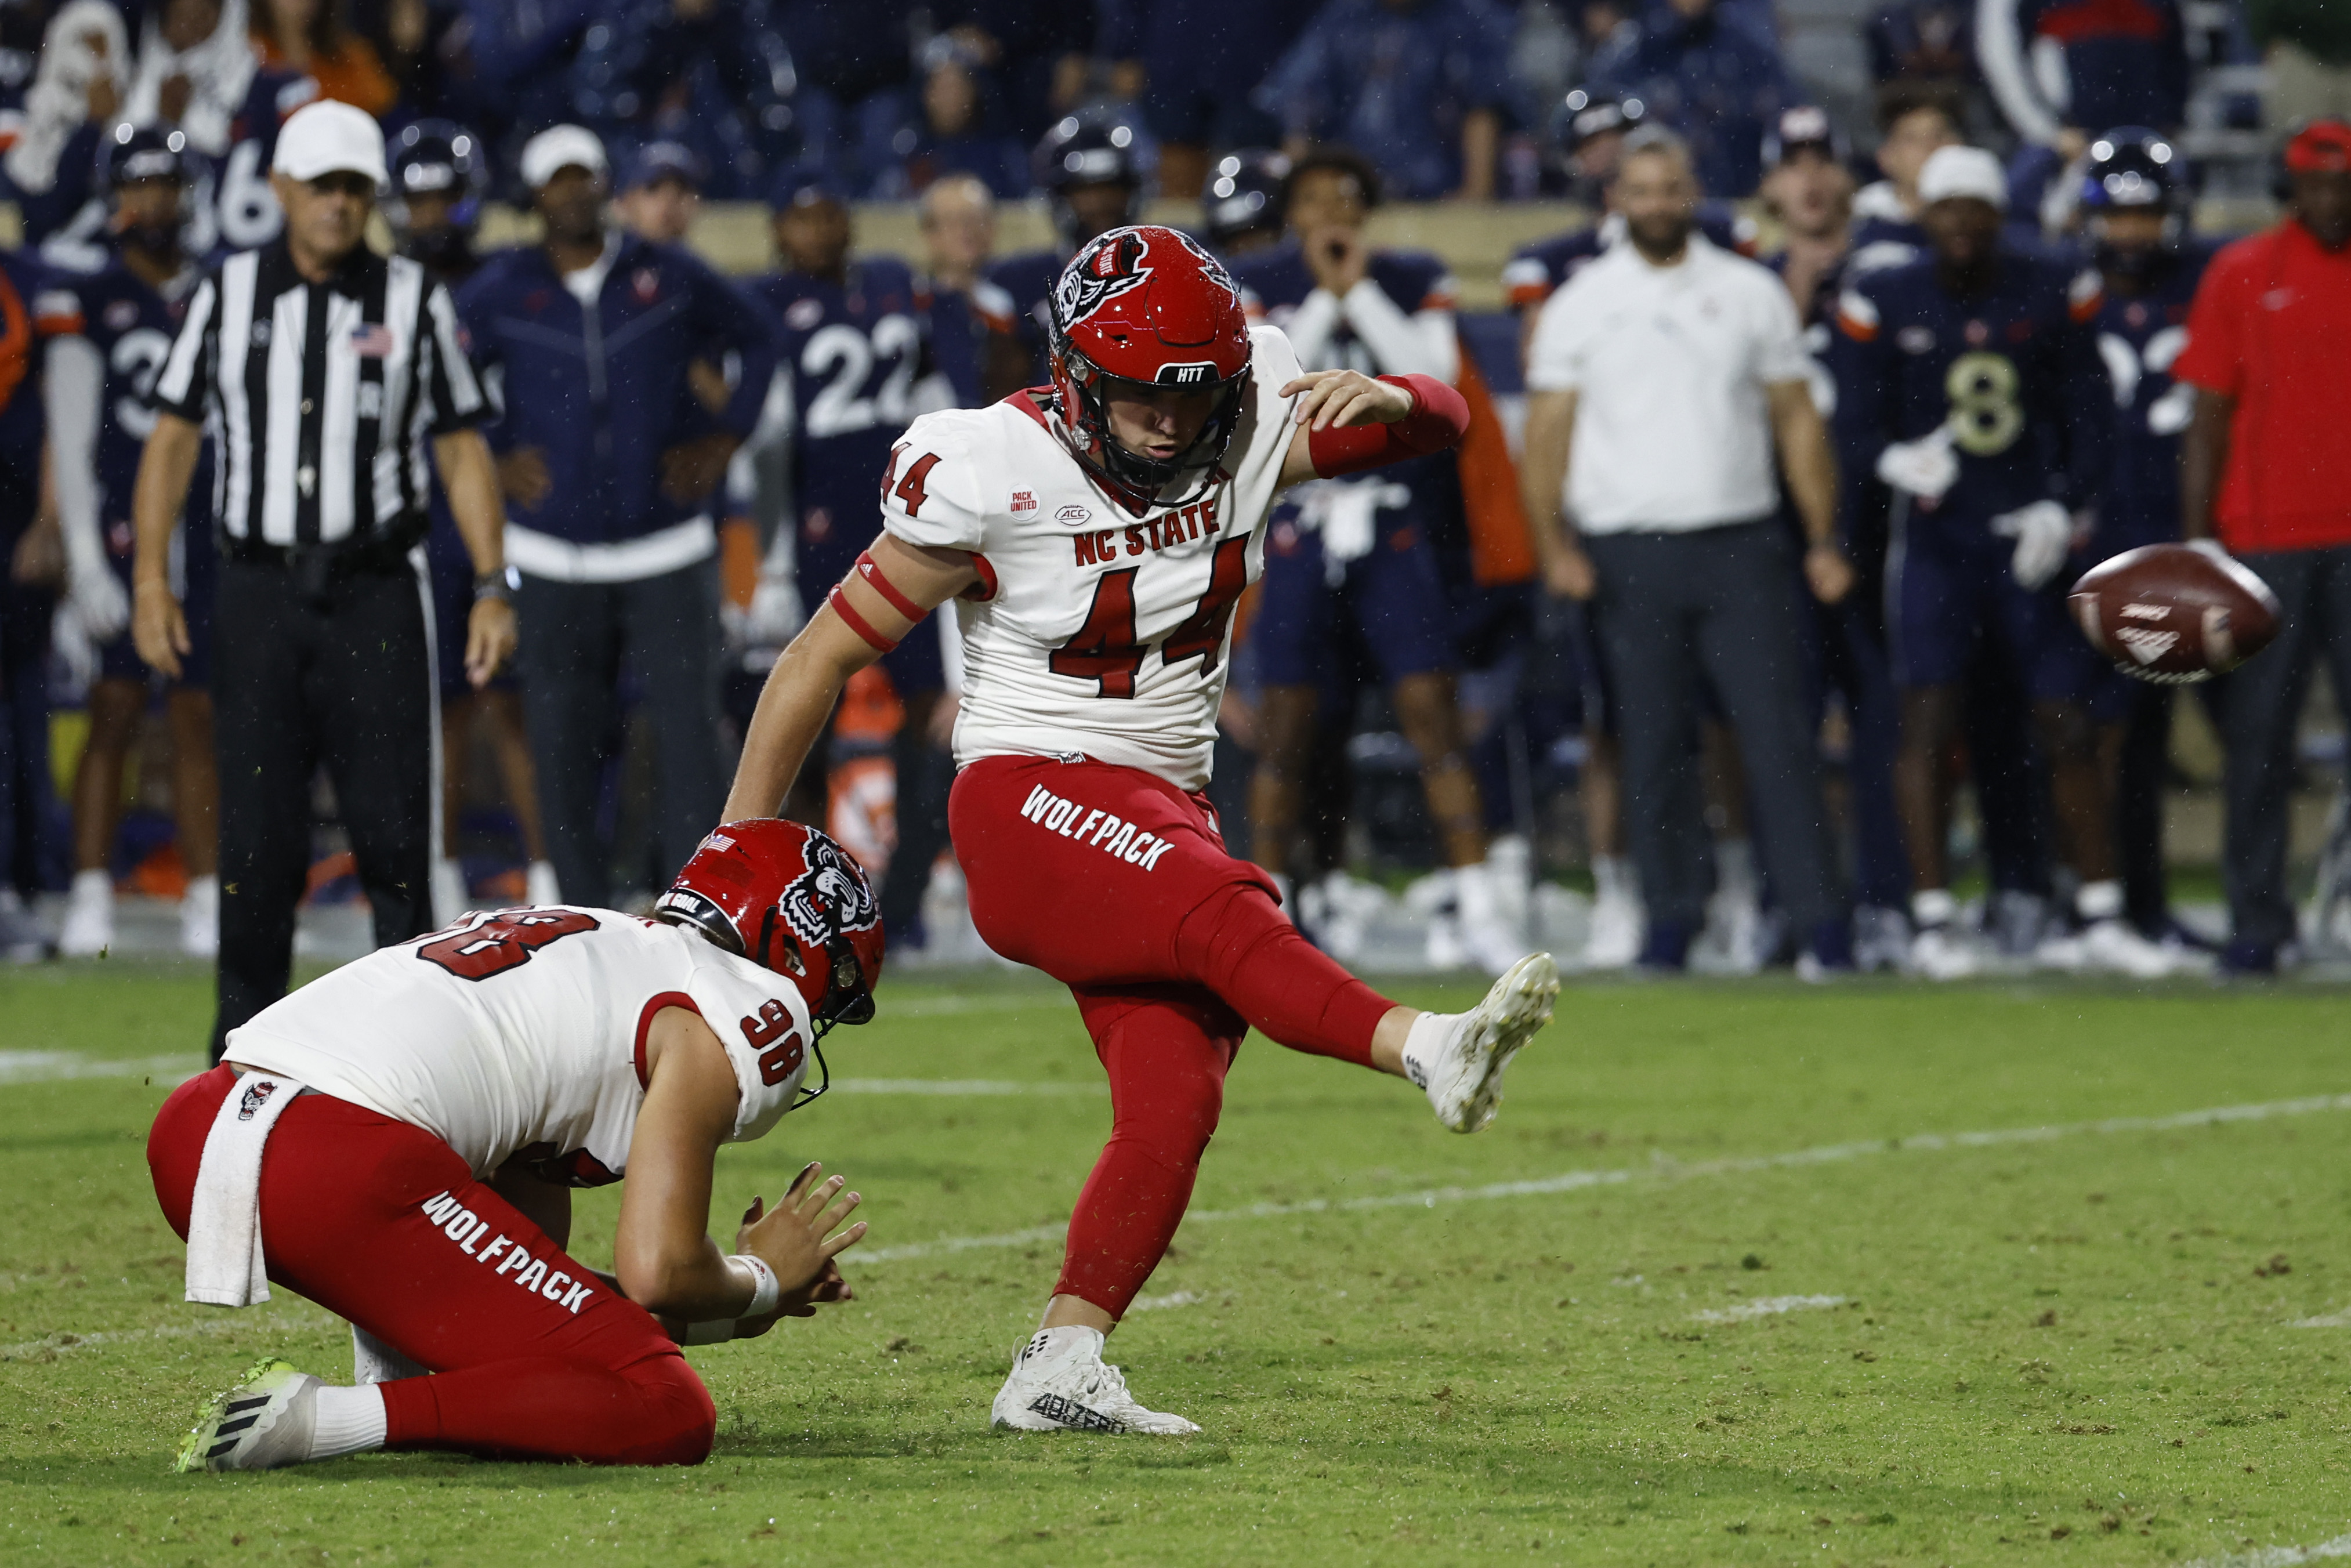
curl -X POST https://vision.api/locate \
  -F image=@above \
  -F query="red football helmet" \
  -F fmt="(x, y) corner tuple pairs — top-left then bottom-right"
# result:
(656, 820), (884, 1047)
(1047, 224), (1252, 504)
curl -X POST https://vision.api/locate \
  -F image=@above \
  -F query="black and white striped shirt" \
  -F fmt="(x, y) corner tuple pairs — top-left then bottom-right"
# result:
(154, 240), (484, 548)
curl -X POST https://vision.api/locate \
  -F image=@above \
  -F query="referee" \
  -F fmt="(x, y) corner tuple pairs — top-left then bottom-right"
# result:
(130, 100), (516, 1058)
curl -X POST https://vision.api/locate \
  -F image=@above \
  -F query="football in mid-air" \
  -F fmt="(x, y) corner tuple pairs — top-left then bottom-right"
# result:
(2068, 544), (2281, 683)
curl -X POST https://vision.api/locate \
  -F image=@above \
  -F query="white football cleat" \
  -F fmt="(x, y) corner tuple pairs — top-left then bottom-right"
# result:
(1907, 924), (1980, 980)
(57, 869), (114, 958)
(1405, 951), (1560, 1134)
(180, 874), (219, 959)
(176, 1357), (320, 1472)
(991, 1327), (1198, 1436)
(2046, 918), (2193, 979)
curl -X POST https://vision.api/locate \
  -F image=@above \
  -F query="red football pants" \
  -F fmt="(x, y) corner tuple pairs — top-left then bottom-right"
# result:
(949, 754), (1397, 1317)
(150, 1065), (714, 1466)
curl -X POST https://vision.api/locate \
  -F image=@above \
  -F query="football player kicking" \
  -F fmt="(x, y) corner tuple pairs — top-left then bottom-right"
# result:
(150, 821), (878, 1471)
(725, 224), (1562, 1436)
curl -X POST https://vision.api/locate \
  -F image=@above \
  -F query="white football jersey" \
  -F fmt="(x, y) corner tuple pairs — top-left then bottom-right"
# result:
(224, 909), (815, 1182)
(881, 323), (1306, 791)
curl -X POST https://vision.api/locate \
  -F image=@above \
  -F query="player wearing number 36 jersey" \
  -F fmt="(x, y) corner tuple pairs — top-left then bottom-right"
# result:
(148, 821), (880, 1476)
(726, 224), (1564, 1437)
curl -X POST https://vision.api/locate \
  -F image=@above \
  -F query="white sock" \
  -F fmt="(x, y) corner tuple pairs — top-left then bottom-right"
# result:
(1911, 888), (1957, 929)
(1268, 871), (1293, 910)
(1454, 860), (1498, 925)
(1592, 856), (1632, 901)
(308, 1384), (387, 1460)
(1400, 1011), (1455, 1089)
(70, 868), (111, 904)
(2076, 879), (2124, 923)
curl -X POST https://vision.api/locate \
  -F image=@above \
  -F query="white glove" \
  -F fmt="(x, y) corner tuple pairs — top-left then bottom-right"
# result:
(1874, 430), (1959, 502)
(1990, 499), (2077, 591)
(64, 544), (130, 643)
(51, 599), (100, 690)
(742, 572), (803, 649)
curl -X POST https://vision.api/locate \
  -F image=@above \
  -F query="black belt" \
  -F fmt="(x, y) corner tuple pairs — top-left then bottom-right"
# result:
(219, 519), (428, 596)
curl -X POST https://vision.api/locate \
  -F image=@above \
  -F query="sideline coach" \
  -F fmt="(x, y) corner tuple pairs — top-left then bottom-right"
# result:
(132, 100), (517, 1058)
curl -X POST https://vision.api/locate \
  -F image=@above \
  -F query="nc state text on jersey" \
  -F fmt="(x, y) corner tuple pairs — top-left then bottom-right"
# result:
(1071, 487), (1227, 568)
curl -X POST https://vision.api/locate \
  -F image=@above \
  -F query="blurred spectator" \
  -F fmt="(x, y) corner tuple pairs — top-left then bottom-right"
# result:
(360, 0), (466, 122)
(2174, 118), (2351, 974)
(1504, 89), (1756, 329)
(984, 114), (1145, 393)
(778, 0), (919, 195)
(1977, 0), (2187, 151)
(1849, 80), (1962, 273)
(1870, 0), (1974, 86)
(2071, 127), (2213, 943)
(455, 125), (781, 908)
(129, 0), (262, 157)
(1230, 146), (1524, 973)
(570, 0), (798, 198)
(2, 0), (126, 214)
(249, 0), (396, 115)
(1519, 126), (1853, 974)
(613, 139), (704, 244)
(1255, 0), (1513, 201)
(456, 0), (600, 168)
(930, 0), (1096, 143)
(1588, 0), (1794, 198)
(2252, 0), (2351, 124)
(49, 126), (222, 962)
(740, 178), (952, 948)
(1120, 0), (1319, 198)
(873, 42), (1029, 199)
(1201, 148), (1293, 258)
(913, 172), (1023, 407)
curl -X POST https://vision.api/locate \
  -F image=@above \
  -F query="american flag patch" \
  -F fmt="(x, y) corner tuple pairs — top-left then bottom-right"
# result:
(350, 323), (396, 358)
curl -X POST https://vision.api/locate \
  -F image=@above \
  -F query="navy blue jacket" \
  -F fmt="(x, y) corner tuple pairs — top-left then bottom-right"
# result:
(2089, 239), (2216, 537)
(456, 233), (780, 545)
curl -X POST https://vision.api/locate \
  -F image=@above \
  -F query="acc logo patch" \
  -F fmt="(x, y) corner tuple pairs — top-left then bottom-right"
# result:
(104, 299), (140, 332)
(785, 297), (824, 331)
(1056, 504), (1092, 527)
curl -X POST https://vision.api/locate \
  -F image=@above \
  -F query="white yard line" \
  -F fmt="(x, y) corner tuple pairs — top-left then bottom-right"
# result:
(1690, 1295), (1846, 1324)
(0, 1051), (205, 1086)
(2290, 1308), (2351, 1328)
(832, 1078), (1104, 1097)
(858, 1091), (2351, 1267)
(2183, 1533), (2351, 1567)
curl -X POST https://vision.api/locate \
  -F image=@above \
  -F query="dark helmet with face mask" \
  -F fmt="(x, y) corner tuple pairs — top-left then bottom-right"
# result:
(100, 124), (196, 255)
(387, 119), (490, 277)
(2078, 126), (2189, 284)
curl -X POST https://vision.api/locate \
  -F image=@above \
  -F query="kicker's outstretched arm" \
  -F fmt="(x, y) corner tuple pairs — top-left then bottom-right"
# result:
(723, 536), (979, 820)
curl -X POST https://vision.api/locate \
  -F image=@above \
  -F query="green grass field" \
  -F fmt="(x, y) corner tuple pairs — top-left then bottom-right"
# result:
(5, 961), (2351, 1566)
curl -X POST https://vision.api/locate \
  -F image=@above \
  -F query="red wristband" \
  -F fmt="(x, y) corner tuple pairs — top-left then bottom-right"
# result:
(827, 584), (899, 652)
(1305, 374), (1471, 478)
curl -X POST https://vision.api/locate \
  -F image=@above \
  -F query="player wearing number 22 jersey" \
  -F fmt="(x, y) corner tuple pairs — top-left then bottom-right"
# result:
(150, 821), (882, 1475)
(727, 225), (1562, 1437)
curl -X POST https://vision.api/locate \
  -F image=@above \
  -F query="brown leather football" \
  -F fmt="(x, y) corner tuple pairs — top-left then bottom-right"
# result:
(2069, 544), (2281, 683)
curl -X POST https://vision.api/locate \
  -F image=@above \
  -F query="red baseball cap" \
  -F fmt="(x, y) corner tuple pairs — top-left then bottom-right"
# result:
(2283, 118), (2351, 173)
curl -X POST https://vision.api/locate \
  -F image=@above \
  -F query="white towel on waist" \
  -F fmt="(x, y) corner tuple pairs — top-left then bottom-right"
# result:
(184, 1072), (306, 1306)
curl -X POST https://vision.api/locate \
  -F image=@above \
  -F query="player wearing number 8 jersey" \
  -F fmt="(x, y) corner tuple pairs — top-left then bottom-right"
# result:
(726, 224), (1562, 1436)
(1834, 146), (2175, 979)
(147, 821), (878, 1473)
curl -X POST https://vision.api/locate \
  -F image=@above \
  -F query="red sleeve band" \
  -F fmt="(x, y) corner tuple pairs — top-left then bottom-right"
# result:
(1305, 374), (1472, 479)
(827, 584), (899, 652)
(853, 549), (926, 622)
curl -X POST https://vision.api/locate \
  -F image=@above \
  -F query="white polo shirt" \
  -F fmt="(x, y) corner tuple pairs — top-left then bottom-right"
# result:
(1525, 232), (1811, 535)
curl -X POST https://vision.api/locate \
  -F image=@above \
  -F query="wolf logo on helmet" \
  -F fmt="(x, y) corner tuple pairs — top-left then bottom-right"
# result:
(779, 835), (881, 957)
